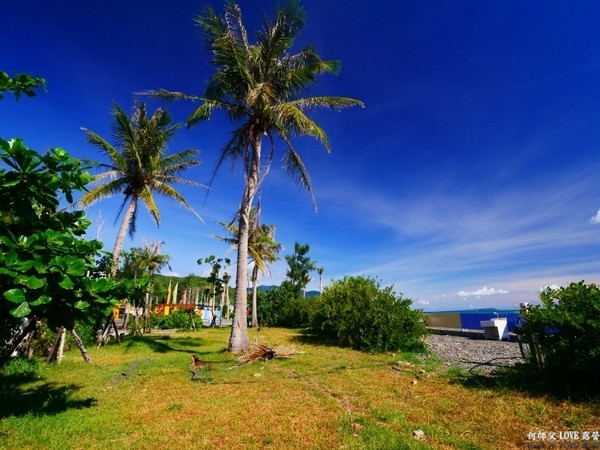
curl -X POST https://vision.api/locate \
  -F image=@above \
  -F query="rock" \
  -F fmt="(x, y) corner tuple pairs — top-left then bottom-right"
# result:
(413, 429), (426, 440)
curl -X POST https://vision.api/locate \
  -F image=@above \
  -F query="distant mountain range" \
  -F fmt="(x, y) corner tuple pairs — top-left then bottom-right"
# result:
(251, 285), (320, 298)
(424, 307), (520, 314)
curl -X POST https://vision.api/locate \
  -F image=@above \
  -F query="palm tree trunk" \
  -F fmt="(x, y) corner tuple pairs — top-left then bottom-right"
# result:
(111, 196), (137, 276)
(251, 265), (259, 327)
(228, 135), (261, 353)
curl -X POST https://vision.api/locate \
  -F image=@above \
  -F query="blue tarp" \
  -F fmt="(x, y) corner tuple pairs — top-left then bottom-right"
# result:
(459, 312), (521, 332)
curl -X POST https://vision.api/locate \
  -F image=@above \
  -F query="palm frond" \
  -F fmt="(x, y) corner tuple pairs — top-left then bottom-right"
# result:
(78, 178), (128, 207)
(81, 128), (127, 169)
(276, 103), (330, 150)
(231, 344), (303, 367)
(290, 96), (365, 111)
(224, 1), (250, 52)
(139, 186), (160, 226)
(281, 136), (316, 210)
(151, 181), (204, 223)
(141, 89), (203, 103)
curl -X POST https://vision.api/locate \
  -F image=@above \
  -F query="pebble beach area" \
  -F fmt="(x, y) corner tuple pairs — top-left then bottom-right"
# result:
(425, 333), (526, 373)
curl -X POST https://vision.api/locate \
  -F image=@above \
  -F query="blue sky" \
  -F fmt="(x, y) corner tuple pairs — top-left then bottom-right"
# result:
(3, 1), (600, 311)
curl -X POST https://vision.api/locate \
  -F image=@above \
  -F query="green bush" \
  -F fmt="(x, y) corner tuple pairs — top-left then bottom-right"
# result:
(310, 276), (427, 353)
(279, 296), (313, 328)
(257, 285), (312, 328)
(148, 309), (201, 330)
(519, 281), (600, 396)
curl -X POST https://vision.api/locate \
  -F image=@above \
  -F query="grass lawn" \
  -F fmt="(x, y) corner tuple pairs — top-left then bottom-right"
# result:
(1, 327), (598, 449)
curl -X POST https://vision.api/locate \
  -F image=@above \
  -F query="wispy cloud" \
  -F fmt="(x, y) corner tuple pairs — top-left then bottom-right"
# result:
(314, 162), (600, 308)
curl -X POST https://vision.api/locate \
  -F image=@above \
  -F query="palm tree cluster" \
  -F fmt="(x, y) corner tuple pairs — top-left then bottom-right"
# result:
(148, 0), (362, 352)
(83, 1), (362, 353)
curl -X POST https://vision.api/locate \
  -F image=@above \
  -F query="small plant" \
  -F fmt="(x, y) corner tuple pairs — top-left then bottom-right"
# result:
(310, 276), (427, 353)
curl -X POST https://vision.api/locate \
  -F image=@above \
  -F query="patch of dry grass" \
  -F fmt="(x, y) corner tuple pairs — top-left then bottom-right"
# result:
(1, 327), (598, 449)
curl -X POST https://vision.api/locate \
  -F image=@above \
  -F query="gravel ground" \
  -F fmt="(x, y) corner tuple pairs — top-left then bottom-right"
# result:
(425, 333), (526, 373)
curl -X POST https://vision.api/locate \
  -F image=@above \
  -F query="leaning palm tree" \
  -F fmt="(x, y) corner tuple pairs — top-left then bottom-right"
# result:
(147, 1), (363, 352)
(80, 102), (204, 276)
(216, 208), (282, 327)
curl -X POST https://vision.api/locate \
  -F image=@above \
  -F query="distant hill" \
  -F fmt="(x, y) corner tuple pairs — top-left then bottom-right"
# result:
(424, 307), (520, 314)
(251, 285), (320, 298)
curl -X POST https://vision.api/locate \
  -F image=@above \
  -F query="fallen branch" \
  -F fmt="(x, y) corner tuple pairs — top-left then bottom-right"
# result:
(229, 344), (304, 369)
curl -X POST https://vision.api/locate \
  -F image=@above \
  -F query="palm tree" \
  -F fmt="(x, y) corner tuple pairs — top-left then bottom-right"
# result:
(148, 1), (363, 352)
(317, 267), (324, 294)
(80, 102), (203, 276)
(215, 207), (282, 327)
(222, 272), (231, 319)
(117, 240), (171, 333)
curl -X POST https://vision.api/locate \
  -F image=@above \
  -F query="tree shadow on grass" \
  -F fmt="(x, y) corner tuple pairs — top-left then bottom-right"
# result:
(289, 329), (346, 348)
(447, 363), (600, 405)
(0, 373), (96, 418)
(122, 334), (206, 354)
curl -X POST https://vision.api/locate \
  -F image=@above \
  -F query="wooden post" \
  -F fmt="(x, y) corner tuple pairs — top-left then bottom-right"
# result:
(46, 328), (62, 364)
(56, 327), (66, 363)
(528, 333), (545, 369)
(70, 329), (91, 363)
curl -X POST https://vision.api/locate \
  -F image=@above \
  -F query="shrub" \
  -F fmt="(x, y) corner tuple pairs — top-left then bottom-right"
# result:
(519, 281), (600, 396)
(256, 285), (313, 328)
(148, 308), (201, 330)
(279, 296), (313, 328)
(310, 276), (427, 353)
(256, 285), (290, 326)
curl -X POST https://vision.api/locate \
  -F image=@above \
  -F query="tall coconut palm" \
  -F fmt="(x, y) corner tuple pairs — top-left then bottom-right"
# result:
(216, 208), (282, 327)
(80, 102), (204, 276)
(148, 1), (363, 352)
(317, 267), (324, 294)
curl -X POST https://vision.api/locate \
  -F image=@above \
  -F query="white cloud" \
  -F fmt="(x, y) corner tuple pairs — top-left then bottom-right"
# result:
(539, 284), (560, 291)
(591, 209), (600, 224)
(457, 287), (510, 297)
(416, 300), (430, 305)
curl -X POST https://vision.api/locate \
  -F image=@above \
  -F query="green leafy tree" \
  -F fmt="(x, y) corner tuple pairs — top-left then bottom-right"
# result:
(518, 281), (600, 397)
(0, 71), (46, 100)
(79, 102), (203, 276)
(285, 242), (316, 298)
(0, 138), (123, 360)
(311, 276), (427, 353)
(147, 1), (363, 352)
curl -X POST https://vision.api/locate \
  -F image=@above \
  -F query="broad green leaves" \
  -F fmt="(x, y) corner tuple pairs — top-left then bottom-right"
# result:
(4, 288), (25, 303)
(0, 138), (123, 328)
(0, 71), (46, 100)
